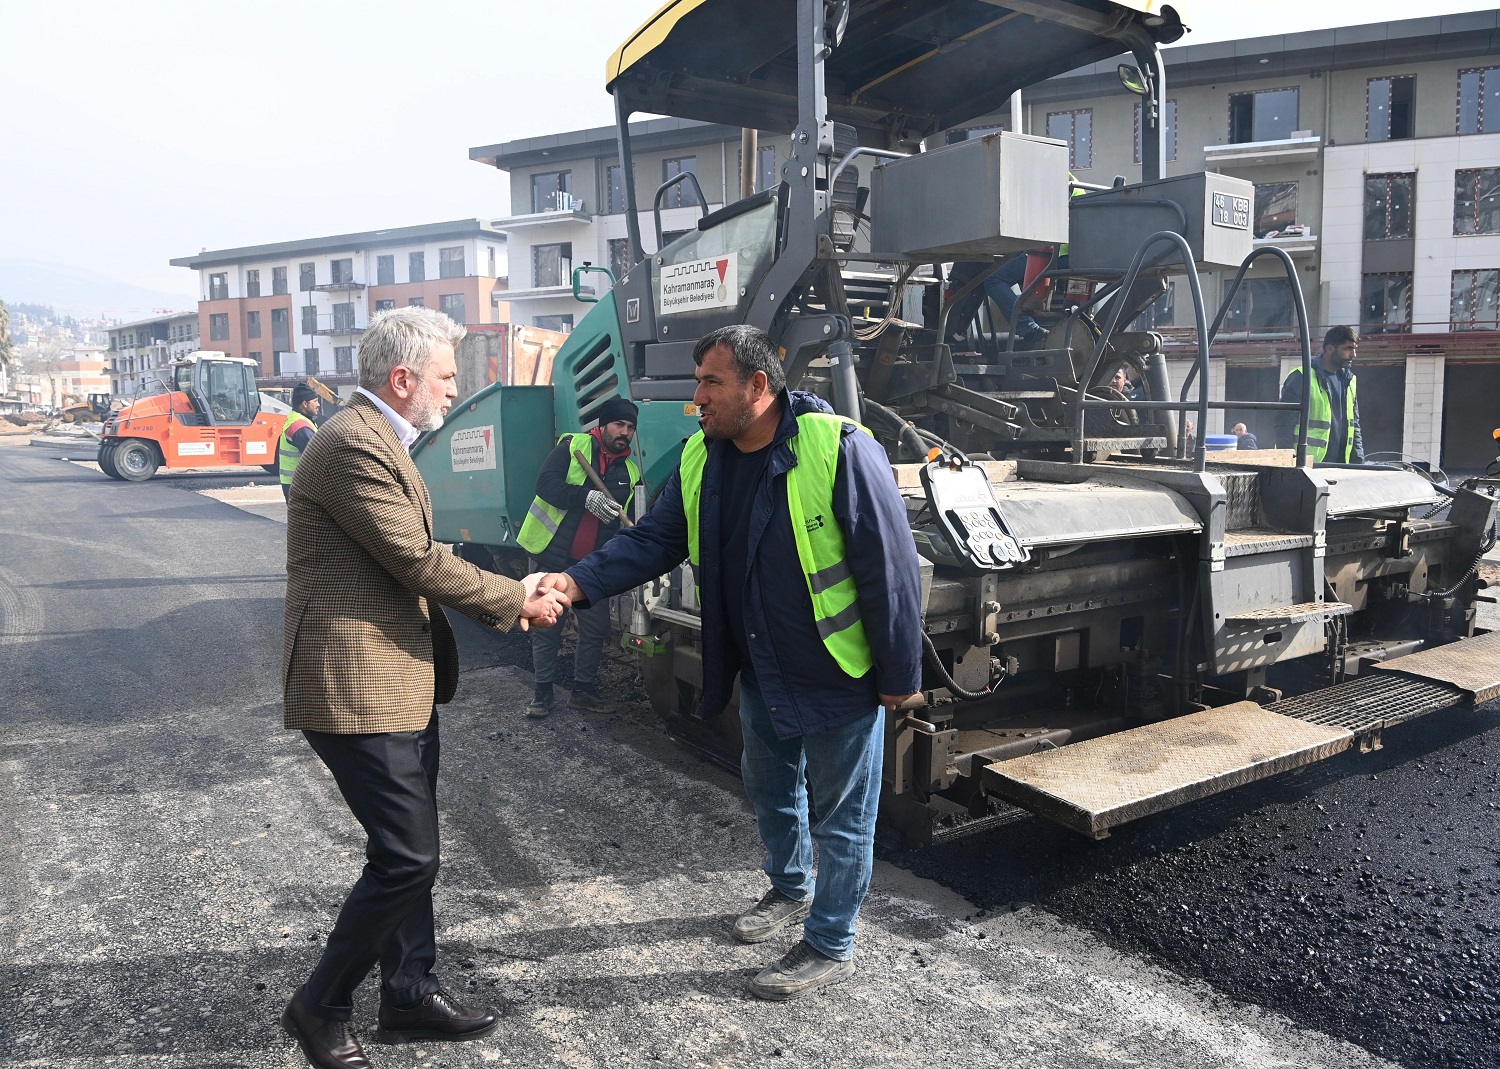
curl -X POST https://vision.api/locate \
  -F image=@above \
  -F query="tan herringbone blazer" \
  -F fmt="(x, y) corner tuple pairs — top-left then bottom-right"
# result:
(282, 392), (524, 733)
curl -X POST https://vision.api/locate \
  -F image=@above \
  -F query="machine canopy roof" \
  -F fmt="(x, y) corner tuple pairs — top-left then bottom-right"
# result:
(606, 0), (1188, 145)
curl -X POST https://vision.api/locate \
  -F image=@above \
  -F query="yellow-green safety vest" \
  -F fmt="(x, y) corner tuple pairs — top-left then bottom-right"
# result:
(678, 411), (874, 679)
(278, 414), (314, 486)
(1288, 366), (1358, 463)
(517, 432), (640, 554)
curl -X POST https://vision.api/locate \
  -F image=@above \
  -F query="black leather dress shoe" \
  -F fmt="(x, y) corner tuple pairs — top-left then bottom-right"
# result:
(280, 987), (371, 1069)
(376, 988), (499, 1044)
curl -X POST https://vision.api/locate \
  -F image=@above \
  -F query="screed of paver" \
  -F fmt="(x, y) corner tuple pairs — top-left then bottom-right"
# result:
(0, 668), (1395, 1069)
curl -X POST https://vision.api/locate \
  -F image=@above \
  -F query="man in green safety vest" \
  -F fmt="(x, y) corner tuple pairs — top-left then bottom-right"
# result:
(1278, 325), (1363, 464)
(537, 325), (923, 1001)
(516, 396), (640, 717)
(277, 381), (323, 500)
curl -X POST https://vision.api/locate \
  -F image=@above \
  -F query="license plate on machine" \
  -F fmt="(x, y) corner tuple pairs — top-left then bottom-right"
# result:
(1212, 192), (1251, 230)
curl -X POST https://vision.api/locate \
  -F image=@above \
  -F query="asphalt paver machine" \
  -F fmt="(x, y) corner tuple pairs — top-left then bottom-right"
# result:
(420, 0), (1500, 845)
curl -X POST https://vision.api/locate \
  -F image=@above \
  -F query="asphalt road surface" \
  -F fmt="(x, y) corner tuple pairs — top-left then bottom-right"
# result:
(0, 433), (1492, 1068)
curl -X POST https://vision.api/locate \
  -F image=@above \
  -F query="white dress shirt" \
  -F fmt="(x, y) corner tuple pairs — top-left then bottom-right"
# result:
(355, 387), (420, 450)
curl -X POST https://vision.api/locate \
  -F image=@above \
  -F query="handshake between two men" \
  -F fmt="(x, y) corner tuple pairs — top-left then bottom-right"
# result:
(517, 572), (574, 631)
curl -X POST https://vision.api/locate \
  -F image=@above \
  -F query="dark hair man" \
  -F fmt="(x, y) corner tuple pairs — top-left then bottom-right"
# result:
(517, 395), (640, 716)
(537, 323), (923, 1001)
(1278, 325), (1363, 464)
(277, 381), (322, 501)
(279, 307), (568, 1069)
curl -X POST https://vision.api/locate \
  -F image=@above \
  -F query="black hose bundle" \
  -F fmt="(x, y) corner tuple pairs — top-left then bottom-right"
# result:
(921, 631), (993, 701)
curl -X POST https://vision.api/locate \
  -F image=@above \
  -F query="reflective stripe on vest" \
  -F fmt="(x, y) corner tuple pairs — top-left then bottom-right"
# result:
(1289, 367), (1358, 463)
(517, 432), (640, 555)
(679, 412), (875, 679)
(278, 415), (314, 486)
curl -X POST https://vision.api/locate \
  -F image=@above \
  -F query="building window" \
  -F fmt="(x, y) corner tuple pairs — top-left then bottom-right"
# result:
(1458, 66), (1500, 134)
(272, 266), (288, 295)
(409, 251), (425, 283)
(1361, 273), (1413, 333)
(532, 170), (573, 213)
(407, 297), (425, 307)
(487, 246), (496, 277)
(1368, 76), (1415, 141)
(208, 313), (229, 341)
(299, 262), (315, 291)
(247, 310), (261, 338)
(607, 238), (632, 283)
(1229, 87), (1299, 143)
(1134, 99), (1178, 164)
(303, 348), (320, 376)
(1222, 278), (1292, 335)
(1254, 181), (1298, 238)
(532, 242), (572, 288)
(1364, 174), (1415, 240)
(605, 163), (633, 214)
(302, 306), (318, 334)
(209, 272), (228, 301)
(662, 156), (699, 207)
(376, 255), (395, 286)
(1046, 110), (1092, 168)
(375, 299), (396, 312)
(334, 346), (355, 374)
(439, 246), (464, 279)
(330, 258), (353, 285)
(331, 303), (355, 332)
(248, 352), (261, 367)
(1452, 269), (1500, 331)
(438, 293), (466, 322)
(534, 314), (574, 332)
(246, 269), (261, 298)
(1454, 168), (1500, 235)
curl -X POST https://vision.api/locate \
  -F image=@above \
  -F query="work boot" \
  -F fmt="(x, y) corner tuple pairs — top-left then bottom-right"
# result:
(570, 687), (613, 714)
(732, 887), (811, 944)
(526, 685), (554, 719)
(747, 939), (855, 1001)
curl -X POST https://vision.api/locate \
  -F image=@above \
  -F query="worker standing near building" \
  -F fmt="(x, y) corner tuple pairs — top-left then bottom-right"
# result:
(277, 381), (323, 500)
(516, 396), (640, 717)
(536, 325), (923, 1001)
(1278, 325), (1363, 464)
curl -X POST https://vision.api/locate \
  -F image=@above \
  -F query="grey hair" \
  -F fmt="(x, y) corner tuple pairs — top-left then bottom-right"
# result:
(357, 306), (466, 390)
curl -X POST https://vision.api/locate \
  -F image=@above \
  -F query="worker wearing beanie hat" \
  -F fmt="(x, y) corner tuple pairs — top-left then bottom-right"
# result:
(516, 396), (641, 717)
(278, 381), (324, 501)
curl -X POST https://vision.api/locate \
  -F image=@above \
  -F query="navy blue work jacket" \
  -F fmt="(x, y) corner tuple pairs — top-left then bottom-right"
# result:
(567, 390), (923, 740)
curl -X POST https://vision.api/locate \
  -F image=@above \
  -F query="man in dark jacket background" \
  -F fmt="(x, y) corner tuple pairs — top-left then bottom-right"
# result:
(539, 324), (923, 1001)
(516, 396), (639, 717)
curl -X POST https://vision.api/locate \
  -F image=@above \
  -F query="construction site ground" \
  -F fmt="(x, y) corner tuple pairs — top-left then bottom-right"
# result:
(1, 433), (1496, 1068)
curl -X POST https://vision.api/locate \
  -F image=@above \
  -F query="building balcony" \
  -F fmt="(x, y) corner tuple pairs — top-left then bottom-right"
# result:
(314, 280), (367, 291)
(501, 283), (588, 302)
(489, 208), (594, 231)
(1252, 230), (1319, 257)
(1203, 134), (1321, 167)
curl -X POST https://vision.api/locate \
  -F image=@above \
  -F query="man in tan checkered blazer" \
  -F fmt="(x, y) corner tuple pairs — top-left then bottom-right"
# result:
(280, 307), (567, 1069)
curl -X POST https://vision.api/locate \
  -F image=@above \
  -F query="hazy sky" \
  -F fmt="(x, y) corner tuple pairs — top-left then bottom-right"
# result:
(3, 0), (1495, 310)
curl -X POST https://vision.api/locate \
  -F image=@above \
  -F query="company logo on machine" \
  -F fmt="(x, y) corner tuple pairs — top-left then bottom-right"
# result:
(450, 425), (496, 472)
(658, 253), (737, 315)
(177, 442), (215, 456)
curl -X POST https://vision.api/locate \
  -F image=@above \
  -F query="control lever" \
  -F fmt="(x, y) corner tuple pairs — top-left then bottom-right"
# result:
(918, 452), (1029, 573)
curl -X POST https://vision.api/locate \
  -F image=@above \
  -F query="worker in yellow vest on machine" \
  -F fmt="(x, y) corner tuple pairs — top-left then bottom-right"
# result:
(277, 382), (323, 500)
(1278, 325), (1364, 464)
(516, 396), (640, 717)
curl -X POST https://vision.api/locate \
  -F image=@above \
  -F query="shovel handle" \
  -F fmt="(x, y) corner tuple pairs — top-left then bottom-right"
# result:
(573, 448), (633, 527)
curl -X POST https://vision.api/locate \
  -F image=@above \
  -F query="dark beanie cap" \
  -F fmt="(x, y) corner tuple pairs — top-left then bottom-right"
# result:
(291, 382), (320, 407)
(596, 396), (639, 426)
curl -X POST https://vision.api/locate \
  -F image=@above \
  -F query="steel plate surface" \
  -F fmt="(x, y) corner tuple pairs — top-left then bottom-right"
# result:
(1370, 630), (1500, 704)
(982, 703), (1353, 838)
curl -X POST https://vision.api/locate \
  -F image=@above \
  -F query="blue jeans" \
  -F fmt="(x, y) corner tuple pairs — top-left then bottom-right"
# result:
(738, 678), (884, 961)
(529, 557), (612, 691)
(981, 253), (1038, 337)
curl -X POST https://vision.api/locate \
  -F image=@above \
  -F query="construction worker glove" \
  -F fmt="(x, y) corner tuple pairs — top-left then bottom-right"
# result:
(585, 489), (623, 521)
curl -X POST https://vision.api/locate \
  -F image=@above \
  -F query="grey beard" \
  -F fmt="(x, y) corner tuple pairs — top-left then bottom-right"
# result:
(407, 392), (445, 432)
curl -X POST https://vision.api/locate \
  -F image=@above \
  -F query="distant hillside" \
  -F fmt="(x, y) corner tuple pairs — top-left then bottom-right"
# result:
(0, 260), (195, 319)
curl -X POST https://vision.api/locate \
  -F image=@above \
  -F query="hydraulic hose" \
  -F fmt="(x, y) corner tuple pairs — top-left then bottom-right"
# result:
(921, 631), (995, 701)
